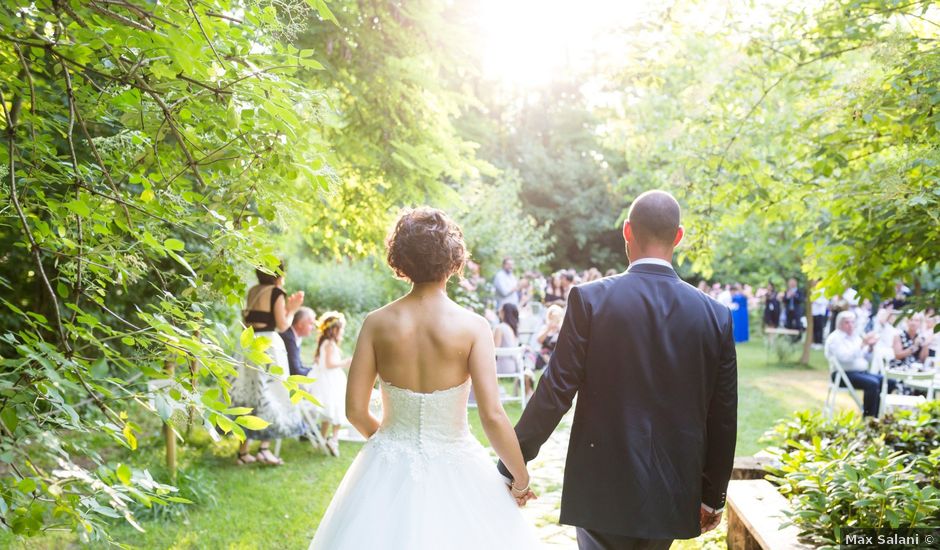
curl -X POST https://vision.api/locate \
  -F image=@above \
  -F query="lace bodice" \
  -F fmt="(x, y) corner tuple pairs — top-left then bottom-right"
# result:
(366, 378), (484, 477)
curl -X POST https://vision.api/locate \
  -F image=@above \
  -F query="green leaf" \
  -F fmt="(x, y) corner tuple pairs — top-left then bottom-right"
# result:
(215, 414), (235, 434)
(222, 407), (253, 415)
(65, 199), (90, 217)
(240, 326), (255, 349)
(116, 464), (132, 485)
(310, 0), (338, 24)
(123, 423), (138, 450)
(287, 375), (315, 385)
(1, 407), (19, 433)
(235, 415), (271, 430)
(18, 478), (37, 494)
(164, 238), (185, 251)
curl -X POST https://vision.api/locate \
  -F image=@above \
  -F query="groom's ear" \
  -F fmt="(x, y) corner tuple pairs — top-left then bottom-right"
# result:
(623, 220), (633, 243)
(673, 225), (684, 247)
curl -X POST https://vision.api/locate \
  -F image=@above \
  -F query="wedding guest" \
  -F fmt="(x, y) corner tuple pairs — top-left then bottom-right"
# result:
(925, 313), (939, 359)
(311, 312), (352, 457)
(783, 278), (805, 336)
(544, 272), (565, 305)
(494, 257), (526, 309)
(872, 306), (899, 350)
(534, 305), (564, 371)
(716, 284), (732, 309)
(891, 281), (912, 310)
(852, 299), (873, 336)
(459, 260), (485, 293)
(825, 311), (890, 417)
(232, 262), (306, 466)
(559, 271), (576, 302)
(605, 268), (618, 277)
(810, 290), (829, 347)
(494, 303), (520, 359)
(731, 284), (749, 343)
(890, 312), (933, 370)
(280, 306), (316, 377)
(493, 302), (533, 396)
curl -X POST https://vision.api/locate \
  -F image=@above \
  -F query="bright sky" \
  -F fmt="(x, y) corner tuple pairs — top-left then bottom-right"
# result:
(473, 0), (786, 88)
(476, 0), (649, 87)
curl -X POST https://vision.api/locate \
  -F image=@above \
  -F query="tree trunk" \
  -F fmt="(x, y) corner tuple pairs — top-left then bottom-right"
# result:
(799, 279), (816, 365)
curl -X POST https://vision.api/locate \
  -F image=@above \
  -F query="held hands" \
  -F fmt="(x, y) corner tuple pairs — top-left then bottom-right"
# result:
(700, 505), (722, 534)
(508, 475), (538, 508)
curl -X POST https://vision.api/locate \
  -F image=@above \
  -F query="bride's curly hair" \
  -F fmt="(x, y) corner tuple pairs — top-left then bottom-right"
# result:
(385, 207), (468, 284)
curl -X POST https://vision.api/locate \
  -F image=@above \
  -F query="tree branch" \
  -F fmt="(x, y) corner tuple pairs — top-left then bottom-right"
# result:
(0, 89), (71, 352)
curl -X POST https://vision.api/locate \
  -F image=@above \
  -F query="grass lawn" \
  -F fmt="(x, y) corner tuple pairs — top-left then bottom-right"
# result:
(2, 339), (849, 549)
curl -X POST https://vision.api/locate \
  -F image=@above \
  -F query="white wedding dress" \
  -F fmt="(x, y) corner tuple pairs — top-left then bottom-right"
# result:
(309, 377), (540, 549)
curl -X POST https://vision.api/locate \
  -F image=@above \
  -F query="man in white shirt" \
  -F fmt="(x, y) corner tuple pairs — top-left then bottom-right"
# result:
(493, 257), (525, 310)
(825, 311), (893, 417)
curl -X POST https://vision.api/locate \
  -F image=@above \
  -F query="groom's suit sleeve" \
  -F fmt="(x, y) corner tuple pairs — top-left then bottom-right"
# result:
(498, 286), (590, 479)
(701, 314), (738, 511)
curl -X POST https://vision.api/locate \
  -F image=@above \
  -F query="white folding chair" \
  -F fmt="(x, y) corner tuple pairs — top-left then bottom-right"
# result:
(495, 346), (529, 409)
(824, 354), (863, 418)
(879, 365), (929, 418)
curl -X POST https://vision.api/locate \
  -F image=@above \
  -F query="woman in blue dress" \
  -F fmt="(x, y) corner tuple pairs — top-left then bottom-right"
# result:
(731, 284), (749, 343)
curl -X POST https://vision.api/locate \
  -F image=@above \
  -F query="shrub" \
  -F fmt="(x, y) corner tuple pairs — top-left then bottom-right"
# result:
(288, 258), (407, 315)
(762, 403), (940, 548)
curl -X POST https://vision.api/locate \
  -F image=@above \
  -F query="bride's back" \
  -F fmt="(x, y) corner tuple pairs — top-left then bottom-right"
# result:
(370, 292), (479, 393)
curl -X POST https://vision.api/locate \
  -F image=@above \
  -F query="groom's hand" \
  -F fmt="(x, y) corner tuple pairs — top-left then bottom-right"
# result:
(507, 483), (538, 507)
(700, 505), (722, 534)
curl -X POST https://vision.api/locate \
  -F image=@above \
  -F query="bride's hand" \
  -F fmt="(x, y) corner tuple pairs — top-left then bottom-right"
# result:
(509, 478), (537, 507)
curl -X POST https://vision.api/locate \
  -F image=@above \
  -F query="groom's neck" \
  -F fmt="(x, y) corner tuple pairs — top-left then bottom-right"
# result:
(628, 248), (675, 265)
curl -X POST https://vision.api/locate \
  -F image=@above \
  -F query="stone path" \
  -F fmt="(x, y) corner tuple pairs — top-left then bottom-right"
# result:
(520, 411), (578, 548)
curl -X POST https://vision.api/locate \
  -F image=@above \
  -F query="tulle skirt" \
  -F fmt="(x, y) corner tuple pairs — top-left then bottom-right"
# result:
(230, 331), (305, 440)
(309, 436), (541, 549)
(310, 364), (347, 425)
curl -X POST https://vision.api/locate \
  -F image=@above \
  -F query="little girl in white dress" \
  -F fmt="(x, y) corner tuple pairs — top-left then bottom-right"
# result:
(310, 312), (350, 456)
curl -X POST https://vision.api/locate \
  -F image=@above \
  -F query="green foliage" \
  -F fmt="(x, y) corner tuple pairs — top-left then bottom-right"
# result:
(452, 174), (554, 275)
(463, 81), (629, 270)
(762, 404), (940, 547)
(292, 0), (486, 258)
(605, 0), (940, 304)
(288, 257), (407, 314)
(0, 0), (345, 541)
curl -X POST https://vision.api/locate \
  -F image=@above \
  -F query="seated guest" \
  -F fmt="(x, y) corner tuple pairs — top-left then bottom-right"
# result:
(280, 306), (316, 377)
(826, 311), (893, 417)
(891, 312), (934, 370)
(493, 302), (534, 397)
(534, 304), (564, 371)
(926, 313), (939, 359)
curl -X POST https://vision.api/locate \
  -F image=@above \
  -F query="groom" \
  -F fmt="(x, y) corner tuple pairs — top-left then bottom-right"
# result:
(499, 190), (737, 549)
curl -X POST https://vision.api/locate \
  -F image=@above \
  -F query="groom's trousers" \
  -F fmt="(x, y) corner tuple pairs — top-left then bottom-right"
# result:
(576, 528), (673, 550)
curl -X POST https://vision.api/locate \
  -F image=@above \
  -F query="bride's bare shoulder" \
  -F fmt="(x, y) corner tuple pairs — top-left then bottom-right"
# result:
(445, 301), (490, 333)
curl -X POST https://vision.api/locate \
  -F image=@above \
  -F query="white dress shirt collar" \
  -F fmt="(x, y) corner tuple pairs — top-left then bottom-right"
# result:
(628, 257), (674, 270)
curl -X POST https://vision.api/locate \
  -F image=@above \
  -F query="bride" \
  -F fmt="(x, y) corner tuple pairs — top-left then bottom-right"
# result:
(309, 207), (540, 549)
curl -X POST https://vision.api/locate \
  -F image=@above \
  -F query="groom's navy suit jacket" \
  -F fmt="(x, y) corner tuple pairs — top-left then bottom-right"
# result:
(499, 263), (737, 539)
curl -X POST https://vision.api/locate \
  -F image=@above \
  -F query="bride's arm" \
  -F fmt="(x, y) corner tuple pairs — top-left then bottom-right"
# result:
(468, 317), (529, 491)
(346, 314), (380, 438)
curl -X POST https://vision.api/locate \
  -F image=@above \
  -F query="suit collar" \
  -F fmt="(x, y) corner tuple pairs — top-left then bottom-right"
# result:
(626, 263), (679, 278)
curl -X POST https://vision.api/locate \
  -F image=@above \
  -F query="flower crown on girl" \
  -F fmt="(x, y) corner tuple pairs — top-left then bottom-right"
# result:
(317, 311), (345, 334)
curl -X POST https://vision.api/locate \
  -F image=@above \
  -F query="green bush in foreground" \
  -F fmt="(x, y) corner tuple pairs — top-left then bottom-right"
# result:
(762, 403), (940, 548)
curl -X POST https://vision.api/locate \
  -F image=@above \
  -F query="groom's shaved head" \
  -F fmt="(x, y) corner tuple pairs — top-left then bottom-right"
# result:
(627, 190), (681, 246)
